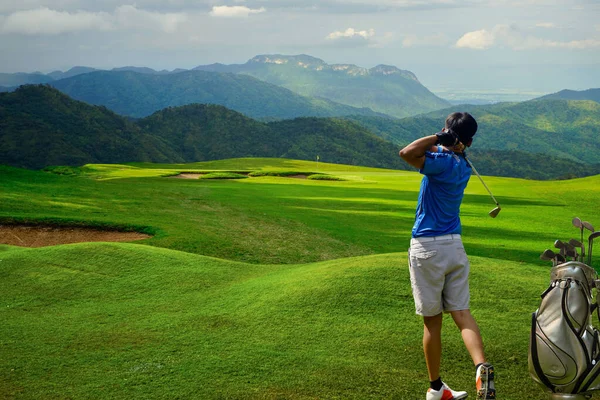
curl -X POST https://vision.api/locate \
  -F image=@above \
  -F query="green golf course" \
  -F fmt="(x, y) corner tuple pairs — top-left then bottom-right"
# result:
(2, 158), (599, 399)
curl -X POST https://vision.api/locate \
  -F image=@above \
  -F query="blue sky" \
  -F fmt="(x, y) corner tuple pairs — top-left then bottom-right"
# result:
(0, 0), (598, 95)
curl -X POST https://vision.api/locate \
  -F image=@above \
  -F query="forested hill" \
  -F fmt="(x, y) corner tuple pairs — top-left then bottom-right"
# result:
(537, 88), (600, 103)
(2, 85), (599, 180)
(140, 106), (409, 170)
(49, 70), (388, 120)
(0, 85), (181, 169)
(0, 85), (409, 171)
(346, 98), (600, 165)
(193, 54), (450, 118)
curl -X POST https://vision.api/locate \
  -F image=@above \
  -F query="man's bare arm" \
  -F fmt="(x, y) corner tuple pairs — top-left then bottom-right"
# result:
(399, 135), (439, 170)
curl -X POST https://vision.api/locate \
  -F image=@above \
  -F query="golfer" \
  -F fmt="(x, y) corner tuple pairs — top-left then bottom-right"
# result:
(399, 112), (495, 400)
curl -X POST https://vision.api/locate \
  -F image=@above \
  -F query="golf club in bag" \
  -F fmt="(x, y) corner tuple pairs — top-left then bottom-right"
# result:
(530, 218), (600, 399)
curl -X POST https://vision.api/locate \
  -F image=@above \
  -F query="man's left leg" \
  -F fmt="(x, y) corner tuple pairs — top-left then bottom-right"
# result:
(444, 241), (495, 399)
(450, 310), (484, 365)
(450, 310), (495, 399)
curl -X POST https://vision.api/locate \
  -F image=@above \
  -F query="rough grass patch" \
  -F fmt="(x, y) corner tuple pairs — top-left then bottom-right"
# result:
(307, 174), (345, 181)
(199, 172), (248, 180)
(43, 166), (89, 176)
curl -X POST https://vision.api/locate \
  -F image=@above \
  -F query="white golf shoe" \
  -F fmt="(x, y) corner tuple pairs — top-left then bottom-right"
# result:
(426, 381), (468, 400)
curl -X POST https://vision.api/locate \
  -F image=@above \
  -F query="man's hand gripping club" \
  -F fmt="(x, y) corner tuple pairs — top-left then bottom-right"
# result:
(399, 129), (465, 170)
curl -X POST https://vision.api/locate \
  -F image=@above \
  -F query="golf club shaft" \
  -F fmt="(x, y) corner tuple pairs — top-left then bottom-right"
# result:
(464, 156), (500, 207)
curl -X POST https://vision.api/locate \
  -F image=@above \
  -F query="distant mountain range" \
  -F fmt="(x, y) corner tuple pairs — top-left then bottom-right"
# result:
(536, 88), (600, 103)
(0, 72), (54, 87)
(1, 54), (450, 118)
(0, 66), (184, 86)
(2, 85), (599, 180)
(48, 70), (388, 119)
(194, 54), (450, 118)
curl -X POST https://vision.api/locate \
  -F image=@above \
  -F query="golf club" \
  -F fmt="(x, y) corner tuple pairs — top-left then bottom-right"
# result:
(588, 231), (600, 266)
(464, 156), (501, 218)
(569, 238), (584, 261)
(554, 239), (567, 256)
(573, 217), (584, 243)
(540, 249), (561, 266)
(554, 253), (566, 266)
(566, 248), (577, 262)
(540, 249), (556, 261)
(563, 242), (576, 259)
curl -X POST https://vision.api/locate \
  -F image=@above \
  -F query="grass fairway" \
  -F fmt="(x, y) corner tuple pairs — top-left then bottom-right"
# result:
(1, 158), (600, 399)
(2, 243), (548, 399)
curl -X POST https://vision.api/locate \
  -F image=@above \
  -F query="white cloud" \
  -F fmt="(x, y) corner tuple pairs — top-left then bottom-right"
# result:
(0, 1), (80, 14)
(535, 22), (556, 28)
(115, 5), (187, 33)
(402, 33), (449, 47)
(456, 24), (600, 50)
(0, 5), (188, 35)
(327, 28), (375, 40)
(455, 29), (495, 49)
(1, 7), (112, 35)
(209, 6), (266, 17)
(543, 39), (600, 49)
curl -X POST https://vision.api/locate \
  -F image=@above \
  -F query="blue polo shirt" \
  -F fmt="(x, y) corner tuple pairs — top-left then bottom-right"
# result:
(411, 148), (472, 238)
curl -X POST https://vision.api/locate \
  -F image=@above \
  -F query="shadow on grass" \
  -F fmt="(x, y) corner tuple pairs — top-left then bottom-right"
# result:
(208, 182), (566, 264)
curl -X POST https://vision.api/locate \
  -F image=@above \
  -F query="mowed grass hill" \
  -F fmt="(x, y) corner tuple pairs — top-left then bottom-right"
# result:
(2, 159), (600, 399)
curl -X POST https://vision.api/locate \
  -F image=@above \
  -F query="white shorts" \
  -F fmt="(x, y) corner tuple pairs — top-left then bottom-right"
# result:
(408, 234), (470, 316)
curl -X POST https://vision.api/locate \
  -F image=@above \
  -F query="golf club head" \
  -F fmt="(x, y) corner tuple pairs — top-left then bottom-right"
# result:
(564, 242), (575, 252)
(569, 238), (585, 260)
(573, 217), (583, 229)
(488, 207), (501, 218)
(554, 239), (565, 253)
(540, 249), (556, 261)
(583, 221), (595, 233)
(555, 254), (566, 264)
(589, 232), (600, 241)
(562, 242), (576, 260)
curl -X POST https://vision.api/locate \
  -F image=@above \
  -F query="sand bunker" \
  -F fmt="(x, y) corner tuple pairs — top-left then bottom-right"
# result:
(0, 225), (151, 248)
(170, 173), (204, 179)
(169, 173), (308, 179)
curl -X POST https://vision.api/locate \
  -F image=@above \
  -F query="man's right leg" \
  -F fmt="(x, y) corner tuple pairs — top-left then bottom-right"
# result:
(423, 314), (468, 400)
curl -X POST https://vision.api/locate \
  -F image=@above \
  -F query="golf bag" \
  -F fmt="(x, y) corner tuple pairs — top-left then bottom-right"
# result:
(529, 261), (600, 396)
